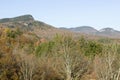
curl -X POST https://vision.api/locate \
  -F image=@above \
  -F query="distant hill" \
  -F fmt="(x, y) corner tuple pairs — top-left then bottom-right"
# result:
(60, 26), (120, 38)
(69, 26), (98, 34)
(0, 14), (54, 31)
(60, 26), (98, 34)
(96, 28), (120, 38)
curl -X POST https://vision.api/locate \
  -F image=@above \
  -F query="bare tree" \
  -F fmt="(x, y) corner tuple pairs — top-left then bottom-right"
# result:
(57, 36), (89, 80)
(94, 44), (120, 80)
(18, 52), (36, 80)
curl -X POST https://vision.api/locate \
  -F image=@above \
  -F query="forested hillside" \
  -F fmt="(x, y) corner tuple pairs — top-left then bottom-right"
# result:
(0, 26), (120, 80)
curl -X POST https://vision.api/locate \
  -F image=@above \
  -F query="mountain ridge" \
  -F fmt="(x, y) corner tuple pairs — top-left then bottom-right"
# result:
(60, 26), (120, 38)
(0, 14), (120, 38)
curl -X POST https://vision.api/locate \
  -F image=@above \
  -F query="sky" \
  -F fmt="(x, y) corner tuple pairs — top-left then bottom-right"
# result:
(0, 0), (120, 30)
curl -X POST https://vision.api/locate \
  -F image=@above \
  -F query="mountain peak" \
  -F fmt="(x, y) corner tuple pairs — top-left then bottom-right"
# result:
(99, 27), (114, 32)
(0, 14), (34, 23)
(14, 14), (34, 20)
(0, 14), (54, 31)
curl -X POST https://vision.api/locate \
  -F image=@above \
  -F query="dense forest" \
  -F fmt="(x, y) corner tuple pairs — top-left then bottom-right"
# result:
(0, 27), (120, 80)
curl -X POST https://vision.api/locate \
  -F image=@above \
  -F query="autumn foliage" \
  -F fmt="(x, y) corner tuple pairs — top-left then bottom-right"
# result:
(0, 27), (120, 80)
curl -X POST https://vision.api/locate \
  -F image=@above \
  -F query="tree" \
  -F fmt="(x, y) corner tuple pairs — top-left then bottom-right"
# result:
(94, 44), (120, 80)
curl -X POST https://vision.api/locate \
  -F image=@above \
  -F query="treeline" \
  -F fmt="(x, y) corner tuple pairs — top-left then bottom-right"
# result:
(0, 27), (120, 80)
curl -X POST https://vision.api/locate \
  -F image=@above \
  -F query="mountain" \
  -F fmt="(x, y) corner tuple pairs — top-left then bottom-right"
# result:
(0, 15), (74, 38)
(0, 14), (54, 31)
(60, 26), (98, 34)
(99, 27), (119, 33)
(60, 26), (120, 38)
(69, 26), (98, 34)
(96, 28), (120, 38)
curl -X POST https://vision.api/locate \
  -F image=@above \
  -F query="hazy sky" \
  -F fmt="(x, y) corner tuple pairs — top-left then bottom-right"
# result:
(0, 0), (120, 30)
